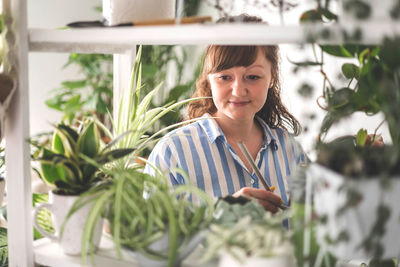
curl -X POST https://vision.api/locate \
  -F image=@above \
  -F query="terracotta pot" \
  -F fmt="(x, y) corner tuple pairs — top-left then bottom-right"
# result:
(33, 190), (103, 255)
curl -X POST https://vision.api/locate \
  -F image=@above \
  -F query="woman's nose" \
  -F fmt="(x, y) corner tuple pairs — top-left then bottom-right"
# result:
(231, 77), (247, 96)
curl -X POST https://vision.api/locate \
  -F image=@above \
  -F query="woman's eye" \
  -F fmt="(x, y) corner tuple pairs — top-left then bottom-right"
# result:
(218, 75), (230, 81)
(247, 75), (261, 80)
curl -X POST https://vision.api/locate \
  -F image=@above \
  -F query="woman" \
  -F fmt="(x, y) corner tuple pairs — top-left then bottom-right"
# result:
(145, 19), (306, 213)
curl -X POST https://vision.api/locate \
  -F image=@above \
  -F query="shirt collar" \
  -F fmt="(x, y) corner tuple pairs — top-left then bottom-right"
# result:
(199, 113), (277, 147)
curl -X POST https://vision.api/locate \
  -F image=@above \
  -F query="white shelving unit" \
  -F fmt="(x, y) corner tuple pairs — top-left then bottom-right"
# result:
(4, 0), (400, 266)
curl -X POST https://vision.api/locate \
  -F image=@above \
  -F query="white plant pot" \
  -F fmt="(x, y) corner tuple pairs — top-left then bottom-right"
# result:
(128, 230), (206, 267)
(33, 190), (103, 255)
(102, 0), (176, 26)
(309, 163), (400, 261)
(219, 254), (295, 267)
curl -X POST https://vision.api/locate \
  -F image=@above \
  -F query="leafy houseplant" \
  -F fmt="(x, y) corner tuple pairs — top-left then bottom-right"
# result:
(45, 53), (113, 125)
(294, 2), (400, 264)
(31, 118), (134, 255)
(32, 119), (133, 195)
(74, 167), (214, 267)
(202, 197), (294, 267)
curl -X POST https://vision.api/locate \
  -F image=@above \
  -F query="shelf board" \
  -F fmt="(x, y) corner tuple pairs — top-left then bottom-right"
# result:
(34, 237), (135, 267)
(34, 237), (216, 267)
(29, 22), (400, 54)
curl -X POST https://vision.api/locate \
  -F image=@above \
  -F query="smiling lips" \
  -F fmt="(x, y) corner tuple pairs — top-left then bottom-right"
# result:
(228, 100), (251, 107)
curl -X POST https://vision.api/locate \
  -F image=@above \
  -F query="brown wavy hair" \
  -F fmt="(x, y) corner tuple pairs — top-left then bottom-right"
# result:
(187, 45), (301, 136)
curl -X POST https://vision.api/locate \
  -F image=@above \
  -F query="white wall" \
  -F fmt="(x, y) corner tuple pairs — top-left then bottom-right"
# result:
(28, 0), (101, 135)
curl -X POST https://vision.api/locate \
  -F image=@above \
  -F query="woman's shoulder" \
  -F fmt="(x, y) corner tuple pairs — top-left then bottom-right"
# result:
(156, 118), (206, 146)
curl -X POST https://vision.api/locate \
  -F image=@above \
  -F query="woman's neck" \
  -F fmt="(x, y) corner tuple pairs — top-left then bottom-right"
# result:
(214, 115), (260, 144)
(214, 114), (264, 168)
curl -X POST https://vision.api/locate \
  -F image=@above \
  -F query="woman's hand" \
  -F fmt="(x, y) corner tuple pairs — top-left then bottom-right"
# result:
(233, 187), (283, 213)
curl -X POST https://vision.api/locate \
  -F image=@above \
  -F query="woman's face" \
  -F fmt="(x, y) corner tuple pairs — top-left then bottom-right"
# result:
(208, 50), (273, 122)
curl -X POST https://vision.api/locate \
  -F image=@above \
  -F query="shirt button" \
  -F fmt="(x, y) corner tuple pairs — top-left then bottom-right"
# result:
(251, 179), (255, 185)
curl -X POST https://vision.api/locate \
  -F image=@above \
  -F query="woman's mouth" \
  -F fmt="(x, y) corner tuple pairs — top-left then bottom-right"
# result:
(229, 100), (251, 107)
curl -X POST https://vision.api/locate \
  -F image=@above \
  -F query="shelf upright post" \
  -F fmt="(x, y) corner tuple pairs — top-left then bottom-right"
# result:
(3, 0), (34, 266)
(113, 48), (136, 121)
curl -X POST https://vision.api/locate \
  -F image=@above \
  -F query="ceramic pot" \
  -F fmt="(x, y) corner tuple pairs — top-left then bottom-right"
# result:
(102, 0), (176, 26)
(310, 164), (400, 261)
(33, 190), (103, 255)
(128, 230), (206, 267)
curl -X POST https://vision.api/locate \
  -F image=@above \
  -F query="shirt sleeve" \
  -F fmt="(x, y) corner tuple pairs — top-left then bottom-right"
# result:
(288, 133), (309, 166)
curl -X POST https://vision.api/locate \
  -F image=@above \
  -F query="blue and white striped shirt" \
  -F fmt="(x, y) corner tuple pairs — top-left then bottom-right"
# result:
(144, 113), (305, 206)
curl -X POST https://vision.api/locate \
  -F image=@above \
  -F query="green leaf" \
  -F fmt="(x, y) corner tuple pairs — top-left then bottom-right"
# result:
(320, 45), (353, 58)
(77, 121), (99, 158)
(355, 128), (368, 147)
(39, 148), (69, 185)
(33, 193), (54, 240)
(53, 127), (75, 158)
(142, 64), (159, 78)
(0, 15), (3, 33)
(95, 148), (134, 165)
(300, 9), (323, 23)
(300, 8), (338, 23)
(61, 80), (87, 89)
(45, 97), (64, 111)
(342, 63), (360, 79)
(380, 37), (400, 69)
(328, 87), (355, 108)
(95, 96), (109, 114)
(288, 58), (322, 67)
(63, 94), (83, 113)
(320, 8), (338, 21)
(56, 124), (79, 142)
(52, 131), (65, 154)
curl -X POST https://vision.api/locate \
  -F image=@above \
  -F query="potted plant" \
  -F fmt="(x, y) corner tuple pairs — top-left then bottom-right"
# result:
(74, 166), (214, 267)
(201, 197), (295, 267)
(31, 118), (134, 255)
(62, 46), (214, 266)
(295, 3), (400, 263)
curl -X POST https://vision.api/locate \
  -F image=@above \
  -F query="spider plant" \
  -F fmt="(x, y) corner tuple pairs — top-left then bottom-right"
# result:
(71, 166), (214, 267)
(64, 46), (212, 266)
(96, 46), (201, 168)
